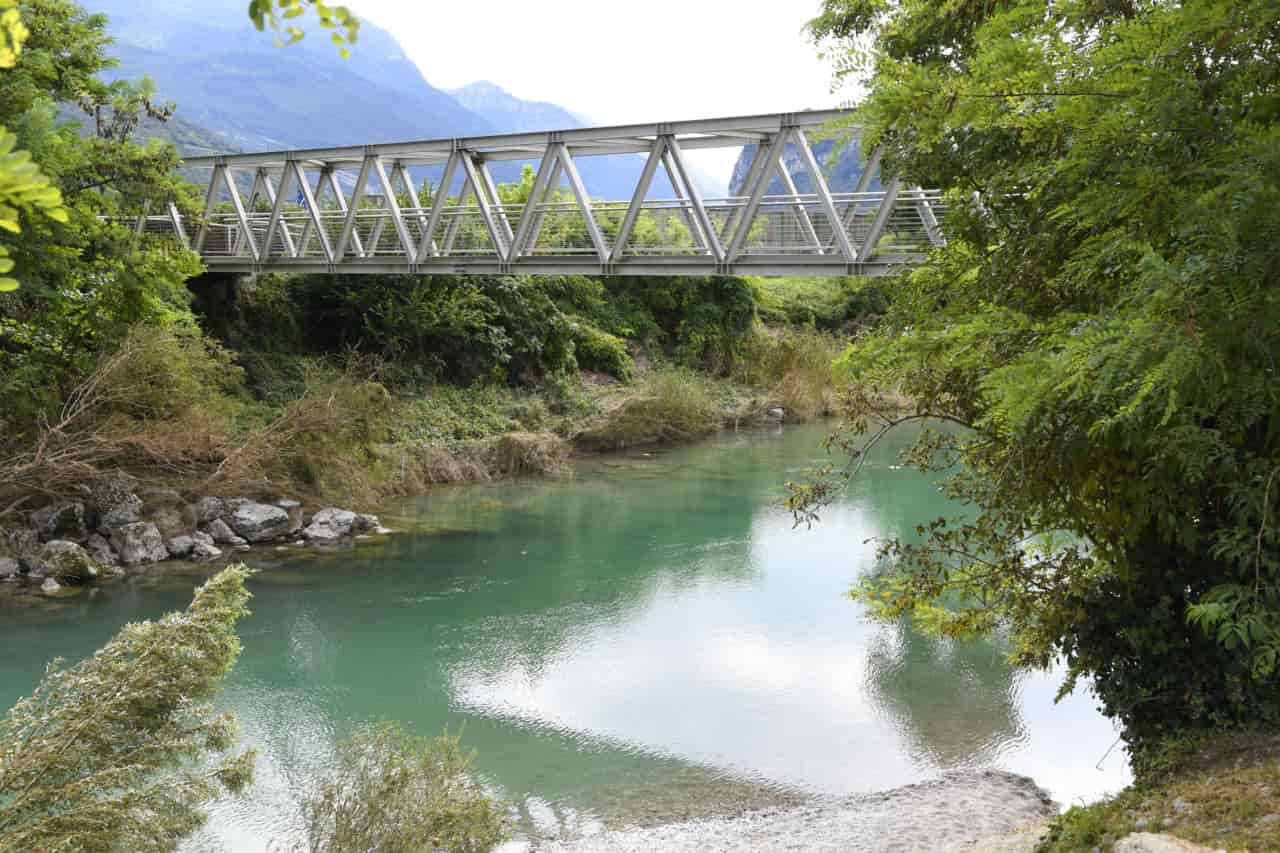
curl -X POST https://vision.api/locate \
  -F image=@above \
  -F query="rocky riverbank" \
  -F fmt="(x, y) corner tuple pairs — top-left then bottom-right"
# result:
(0, 473), (391, 596)
(503, 771), (1058, 853)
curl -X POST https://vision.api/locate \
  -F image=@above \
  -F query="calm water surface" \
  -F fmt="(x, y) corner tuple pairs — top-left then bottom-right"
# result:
(0, 423), (1129, 849)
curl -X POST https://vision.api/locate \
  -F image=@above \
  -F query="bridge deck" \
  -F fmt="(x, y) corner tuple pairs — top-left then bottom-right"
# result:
(137, 110), (944, 277)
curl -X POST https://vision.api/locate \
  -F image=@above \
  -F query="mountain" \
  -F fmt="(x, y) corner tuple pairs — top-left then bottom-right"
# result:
(729, 137), (878, 196)
(447, 81), (588, 134)
(89, 1), (720, 199)
(93, 0), (493, 152)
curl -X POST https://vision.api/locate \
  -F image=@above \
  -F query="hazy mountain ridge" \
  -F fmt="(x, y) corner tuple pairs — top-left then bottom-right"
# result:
(728, 136), (877, 196)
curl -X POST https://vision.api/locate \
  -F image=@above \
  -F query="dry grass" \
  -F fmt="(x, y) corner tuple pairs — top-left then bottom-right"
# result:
(575, 368), (724, 451)
(493, 432), (567, 476)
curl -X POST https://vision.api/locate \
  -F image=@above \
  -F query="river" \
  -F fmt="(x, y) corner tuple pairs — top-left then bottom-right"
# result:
(0, 422), (1129, 849)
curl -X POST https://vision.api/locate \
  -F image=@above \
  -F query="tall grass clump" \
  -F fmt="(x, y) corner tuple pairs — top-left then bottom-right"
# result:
(736, 327), (841, 421)
(578, 368), (722, 450)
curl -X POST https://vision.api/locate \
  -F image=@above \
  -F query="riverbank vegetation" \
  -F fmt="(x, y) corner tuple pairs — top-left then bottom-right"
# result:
(804, 0), (1280, 787)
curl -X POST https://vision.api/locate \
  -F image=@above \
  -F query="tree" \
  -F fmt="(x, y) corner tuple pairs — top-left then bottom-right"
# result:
(296, 722), (506, 853)
(801, 0), (1280, 760)
(0, 566), (256, 851)
(0, 0), (66, 292)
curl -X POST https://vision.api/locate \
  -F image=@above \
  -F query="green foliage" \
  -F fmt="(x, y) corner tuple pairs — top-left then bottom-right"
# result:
(804, 0), (1280, 753)
(0, 566), (256, 851)
(569, 319), (632, 380)
(296, 722), (506, 853)
(247, 0), (359, 56)
(750, 276), (888, 330)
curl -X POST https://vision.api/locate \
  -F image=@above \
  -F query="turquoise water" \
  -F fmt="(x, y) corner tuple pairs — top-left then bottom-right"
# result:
(0, 423), (1129, 849)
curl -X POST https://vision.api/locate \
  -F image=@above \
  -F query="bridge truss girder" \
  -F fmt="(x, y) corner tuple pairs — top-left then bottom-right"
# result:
(141, 109), (947, 278)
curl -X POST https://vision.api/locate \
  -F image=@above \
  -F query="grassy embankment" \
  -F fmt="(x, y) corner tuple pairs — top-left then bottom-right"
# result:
(0, 273), (885, 511)
(1039, 732), (1280, 851)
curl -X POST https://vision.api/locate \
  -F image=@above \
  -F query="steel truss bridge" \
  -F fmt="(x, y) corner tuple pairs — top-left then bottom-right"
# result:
(140, 109), (946, 278)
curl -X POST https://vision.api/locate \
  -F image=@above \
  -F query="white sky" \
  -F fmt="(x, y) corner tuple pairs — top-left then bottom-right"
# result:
(348, 0), (849, 182)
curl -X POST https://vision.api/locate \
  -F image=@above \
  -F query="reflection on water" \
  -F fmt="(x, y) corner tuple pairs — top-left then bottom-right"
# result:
(0, 424), (1128, 850)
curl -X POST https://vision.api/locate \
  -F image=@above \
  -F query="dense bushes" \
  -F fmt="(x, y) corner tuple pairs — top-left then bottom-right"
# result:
(750, 276), (888, 331)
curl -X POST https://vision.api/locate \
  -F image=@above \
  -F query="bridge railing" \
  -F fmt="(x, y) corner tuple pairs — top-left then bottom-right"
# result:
(126, 189), (947, 263)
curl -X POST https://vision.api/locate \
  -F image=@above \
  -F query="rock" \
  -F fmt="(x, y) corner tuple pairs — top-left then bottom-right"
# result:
(33, 540), (100, 583)
(374, 526), (394, 536)
(1115, 833), (1225, 853)
(41, 577), (63, 595)
(2, 524), (39, 559)
(1172, 798), (1193, 815)
(302, 507), (358, 542)
(765, 406), (786, 421)
(1134, 817), (1150, 830)
(1258, 814), (1280, 827)
(223, 498), (251, 517)
(353, 513), (380, 533)
(203, 518), (247, 546)
(98, 493), (143, 532)
(0, 556), (19, 579)
(192, 530), (215, 547)
(276, 499), (304, 533)
(229, 501), (292, 543)
(30, 501), (89, 543)
(191, 541), (223, 561)
(193, 496), (226, 525)
(147, 506), (190, 540)
(166, 535), (197, 558)
(85, 533), (119, 567)
(109, 522), (169, 567)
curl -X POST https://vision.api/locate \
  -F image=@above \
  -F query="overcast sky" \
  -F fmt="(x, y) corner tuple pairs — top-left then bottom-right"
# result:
(351, 0), (841, 122)
(348, 0), (848, 183)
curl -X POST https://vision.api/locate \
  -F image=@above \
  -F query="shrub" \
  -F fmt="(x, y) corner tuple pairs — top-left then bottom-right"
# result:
(578, 368), (722, 450)
(296, 723), (506, 853)
(750, 276), (888, 330)
(0, 566), (256, 852)
(571, 320), (633, 380)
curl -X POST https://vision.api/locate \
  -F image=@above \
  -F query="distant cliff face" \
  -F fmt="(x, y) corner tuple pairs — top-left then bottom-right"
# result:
(728, 136), (878, 195)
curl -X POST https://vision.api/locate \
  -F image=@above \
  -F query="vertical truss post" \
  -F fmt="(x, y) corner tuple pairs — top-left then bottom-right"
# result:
(193, 164), (225, 253)
(793, 128), (856, 261)
(773, 138), (823, 253)
(721, 138), (769, 244)
(726, 132), (789, 263)
(224, 167), (259, 262)
(167, 202), (189, 248)
(507, 147), (560, 264)
(664, 136), (722, 262)
(858, 176), (902, 259)
(325, 168), (365, 258)
(418, 152), (460, 261)
(524, 160), (563, 256)
(840, 144), (884, 234)
(553, 142), (609, 263)
(393, 161), (431, 250)
(609, 137), (665, 264)
(661, 148), (707, 254)
(477, 160), (516, 248)
(441, 182), (474, 255)
(262, 165), (299, 259)
(334, 156), (374, 261)
(913, 186), (944, 247)
(294, 164), (334, 262)
(458, 152), (507, 257)
(373, 156), (418, 261)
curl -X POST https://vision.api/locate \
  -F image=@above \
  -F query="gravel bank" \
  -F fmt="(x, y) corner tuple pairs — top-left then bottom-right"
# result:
(508, 770), (1057, 852)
